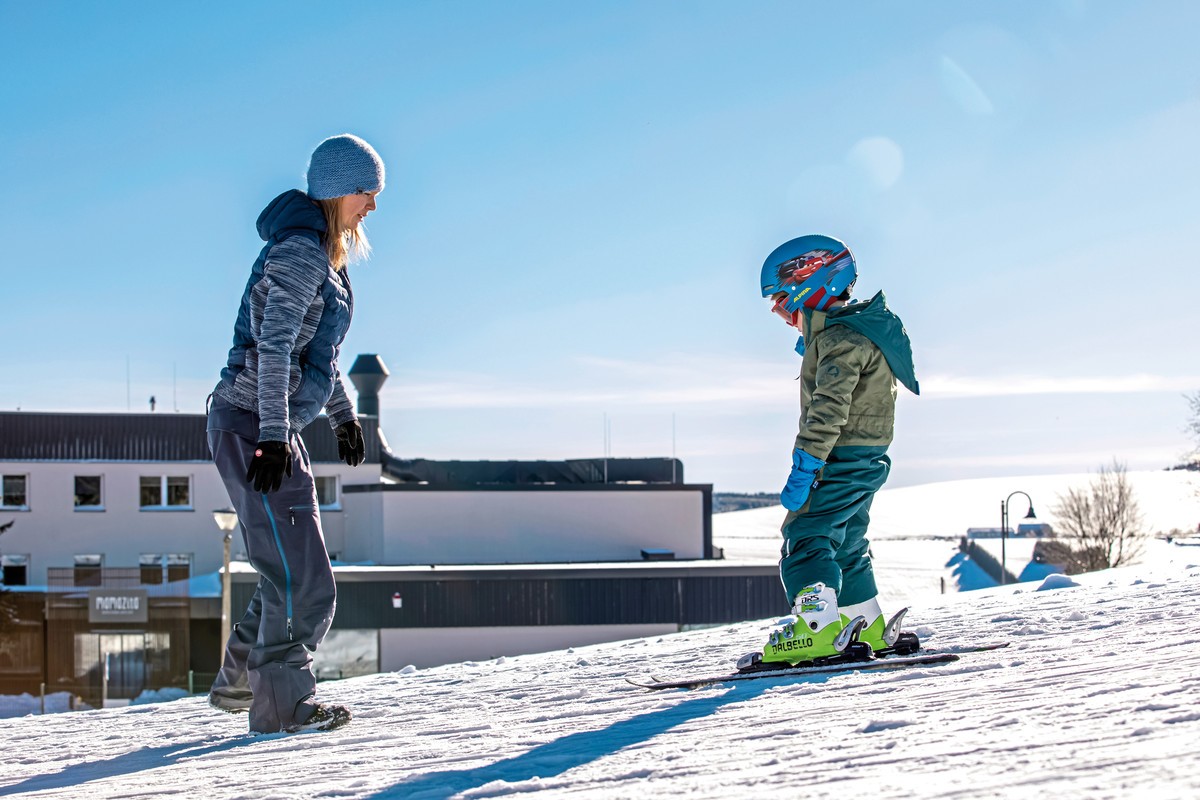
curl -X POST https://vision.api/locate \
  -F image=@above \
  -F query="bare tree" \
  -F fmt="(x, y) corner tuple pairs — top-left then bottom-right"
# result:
(1051, 461), (1146, 573)
(1187, 391), (1200, 466)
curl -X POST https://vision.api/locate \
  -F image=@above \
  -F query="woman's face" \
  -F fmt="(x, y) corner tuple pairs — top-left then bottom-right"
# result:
(339, 191), (378, 229)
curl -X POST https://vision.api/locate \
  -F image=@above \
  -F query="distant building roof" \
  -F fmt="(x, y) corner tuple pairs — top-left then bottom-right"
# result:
(0, 410), (684, 485)
(381, 454), (684, 485)
(0, 410), (381, 464)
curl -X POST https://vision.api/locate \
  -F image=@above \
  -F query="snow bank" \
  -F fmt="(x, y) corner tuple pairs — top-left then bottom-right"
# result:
(1036, 573), (1082, 591)
(129, 688), (190, 706)
(0, 687), (190, 719)
(0, 691), (86, 719)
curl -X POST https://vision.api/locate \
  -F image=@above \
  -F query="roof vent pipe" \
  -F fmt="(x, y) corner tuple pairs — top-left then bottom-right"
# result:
(347, 354), (389, 417)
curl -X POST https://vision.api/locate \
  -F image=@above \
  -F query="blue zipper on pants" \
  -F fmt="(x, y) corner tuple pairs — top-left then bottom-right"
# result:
(261, 494), (294, 641)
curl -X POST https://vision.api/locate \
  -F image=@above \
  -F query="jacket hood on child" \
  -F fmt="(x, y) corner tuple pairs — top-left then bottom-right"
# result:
(811, 291), (920, 396)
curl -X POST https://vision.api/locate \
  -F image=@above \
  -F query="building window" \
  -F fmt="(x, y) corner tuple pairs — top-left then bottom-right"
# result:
(315, 475), (340, 509)
(139, 554), (163, 584)
(139, 476), (191, 510)
(139, 553), (192, 584)
(166, 554), (192, 582)
(74, 554), (103, 587)
(74, 475), (104, 510)
(1, 474), (28, 510)
(1, 554), (29, 586)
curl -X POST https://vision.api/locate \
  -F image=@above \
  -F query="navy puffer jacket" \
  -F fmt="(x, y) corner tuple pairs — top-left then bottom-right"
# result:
(213, 190), (356, 441)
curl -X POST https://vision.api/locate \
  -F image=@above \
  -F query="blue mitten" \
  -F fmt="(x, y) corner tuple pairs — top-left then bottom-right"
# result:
(781, 449), (826, 511)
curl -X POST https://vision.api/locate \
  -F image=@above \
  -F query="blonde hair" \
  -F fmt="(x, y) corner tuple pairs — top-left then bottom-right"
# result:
(317, 197), (372, 270)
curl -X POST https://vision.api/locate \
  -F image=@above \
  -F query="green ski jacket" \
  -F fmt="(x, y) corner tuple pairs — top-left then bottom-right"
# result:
(794, 291), (919, 461)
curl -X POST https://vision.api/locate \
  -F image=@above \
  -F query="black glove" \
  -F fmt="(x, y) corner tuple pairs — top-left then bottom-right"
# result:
(246, 440), (292, 493)
(335, 420), (365, 467)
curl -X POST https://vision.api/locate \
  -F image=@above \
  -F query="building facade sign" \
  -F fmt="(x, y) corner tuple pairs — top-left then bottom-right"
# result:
(87, 588), (149, 624)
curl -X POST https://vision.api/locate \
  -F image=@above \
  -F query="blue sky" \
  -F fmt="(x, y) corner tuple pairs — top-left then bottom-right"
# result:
(2, 1), (1197, 492)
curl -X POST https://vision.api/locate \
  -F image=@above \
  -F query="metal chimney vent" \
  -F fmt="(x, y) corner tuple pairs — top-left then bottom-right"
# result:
(347, 354), (389, 417)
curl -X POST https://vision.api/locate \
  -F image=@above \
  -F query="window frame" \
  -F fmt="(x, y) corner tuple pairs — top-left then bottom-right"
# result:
(315, 475), (341, 511)
(138, 475), (193, 512)
(74, 474), (105, 512)
(139, 553), (166, 585)
(1, 473), (29, 511)
(139, 552), (193, 584)
(73, 554), (104, 587)
(1, 553), (30, 586)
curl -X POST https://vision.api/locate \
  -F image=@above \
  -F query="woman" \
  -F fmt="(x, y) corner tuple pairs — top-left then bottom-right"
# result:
(206, 134), (384, 733)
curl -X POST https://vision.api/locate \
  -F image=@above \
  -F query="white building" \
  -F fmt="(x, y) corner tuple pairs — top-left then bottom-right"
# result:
(0, 356), (779, 702)
(0, 411), (368, 586)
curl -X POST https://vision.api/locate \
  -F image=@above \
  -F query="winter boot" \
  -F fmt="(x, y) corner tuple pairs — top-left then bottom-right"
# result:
(841, 596), (917, 655)
(284, 703), (352, 733)
(757, 583), (867, 667)
(208, 688), (251, 714)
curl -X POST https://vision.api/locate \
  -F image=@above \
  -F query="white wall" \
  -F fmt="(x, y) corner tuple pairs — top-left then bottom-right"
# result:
(341, 488), (707, 565)
(379, 624), (678, 670)
(0, 460), (378, 584)
(0, 461), (706, 583)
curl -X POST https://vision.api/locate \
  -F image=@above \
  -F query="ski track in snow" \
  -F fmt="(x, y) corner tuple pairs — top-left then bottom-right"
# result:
(2, 557), (1200, 799)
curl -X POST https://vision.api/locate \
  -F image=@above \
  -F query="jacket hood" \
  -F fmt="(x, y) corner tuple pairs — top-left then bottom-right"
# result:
(256, 189), (327, 243)
(823, 291), (920, 395)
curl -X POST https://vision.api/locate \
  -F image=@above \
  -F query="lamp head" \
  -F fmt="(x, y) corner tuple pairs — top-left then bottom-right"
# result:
(212, 508), (239, 532)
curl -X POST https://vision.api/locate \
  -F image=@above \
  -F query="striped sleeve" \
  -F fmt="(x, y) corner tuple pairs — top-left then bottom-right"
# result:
(326, 369), (357, 428)
(255, 237), (328, 441)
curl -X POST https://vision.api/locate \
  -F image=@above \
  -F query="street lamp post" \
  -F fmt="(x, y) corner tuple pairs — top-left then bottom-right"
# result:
(211, 508), (239, 654)
(1000, 491), (1037, 585)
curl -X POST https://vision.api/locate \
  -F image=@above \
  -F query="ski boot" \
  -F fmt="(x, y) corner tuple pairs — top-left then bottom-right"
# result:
(737, 583), (869, 672)
(841, 596), (920, 656)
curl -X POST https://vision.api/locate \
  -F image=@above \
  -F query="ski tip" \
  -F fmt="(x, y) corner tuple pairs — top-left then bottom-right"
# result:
(958, 641), (1011, 653)
(625, 676), (671, 690)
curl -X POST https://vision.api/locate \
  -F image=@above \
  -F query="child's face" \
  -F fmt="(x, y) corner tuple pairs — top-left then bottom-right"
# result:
(770, 293), (801, 328)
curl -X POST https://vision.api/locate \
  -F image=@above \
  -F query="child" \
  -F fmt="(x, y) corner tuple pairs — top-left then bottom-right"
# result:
(749, 234), (920, 668)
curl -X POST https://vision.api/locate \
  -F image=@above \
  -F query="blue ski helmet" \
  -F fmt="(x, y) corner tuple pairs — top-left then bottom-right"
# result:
(760, 234), (857, 318)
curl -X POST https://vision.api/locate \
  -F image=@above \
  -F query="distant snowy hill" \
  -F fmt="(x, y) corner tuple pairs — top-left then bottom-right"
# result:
(714, 470), (1200, 608)
(715, 470), (1200, 544)
(2, 471), (1199, 799)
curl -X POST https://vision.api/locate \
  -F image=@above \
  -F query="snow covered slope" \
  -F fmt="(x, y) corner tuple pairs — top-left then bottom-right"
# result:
(2, 551), (1198, 799)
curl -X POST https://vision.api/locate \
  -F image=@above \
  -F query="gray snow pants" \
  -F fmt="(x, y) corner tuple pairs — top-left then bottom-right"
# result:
(206, 396), (336, 733)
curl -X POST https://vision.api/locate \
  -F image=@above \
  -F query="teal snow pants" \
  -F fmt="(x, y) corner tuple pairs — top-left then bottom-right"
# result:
(779, 445), (891, 607)
(206, 396), (336, 733)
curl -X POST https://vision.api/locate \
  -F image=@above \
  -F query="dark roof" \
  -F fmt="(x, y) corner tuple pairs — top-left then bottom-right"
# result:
(382, 455), (684, 485)
(0, 411), (383, 463)
(0, 412), (685, 485)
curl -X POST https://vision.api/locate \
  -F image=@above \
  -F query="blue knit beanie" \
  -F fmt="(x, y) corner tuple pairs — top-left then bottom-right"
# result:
(305, 134), (386, 200)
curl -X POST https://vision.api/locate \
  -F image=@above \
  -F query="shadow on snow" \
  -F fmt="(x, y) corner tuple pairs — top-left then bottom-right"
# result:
(0, 732), (262, 796)
(367, 677), (808, 799)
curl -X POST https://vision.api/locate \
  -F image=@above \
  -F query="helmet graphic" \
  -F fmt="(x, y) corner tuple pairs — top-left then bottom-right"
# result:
(760, 234), (857, 321)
